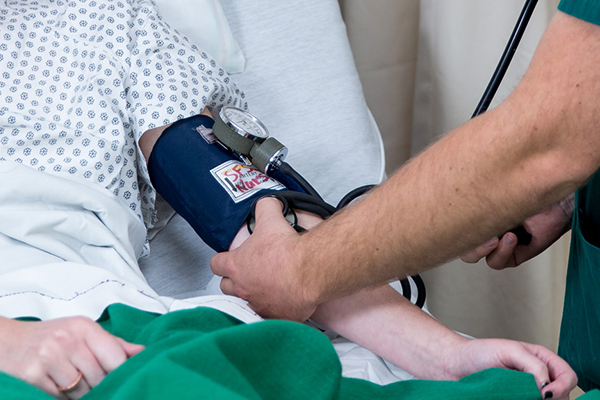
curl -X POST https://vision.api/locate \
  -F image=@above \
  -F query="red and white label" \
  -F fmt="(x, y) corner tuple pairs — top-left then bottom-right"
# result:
(211, 160), (285, 203)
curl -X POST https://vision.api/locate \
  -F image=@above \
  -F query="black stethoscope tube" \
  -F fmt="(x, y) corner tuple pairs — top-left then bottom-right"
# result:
(472, 0), (539, 118)
(471, 0), (538, 246)
(336, 185), (376, 209)
(278, 161), (325, 202)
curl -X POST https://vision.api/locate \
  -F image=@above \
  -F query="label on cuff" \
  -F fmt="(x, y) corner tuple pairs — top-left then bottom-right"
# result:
(211, 160), (285, 203)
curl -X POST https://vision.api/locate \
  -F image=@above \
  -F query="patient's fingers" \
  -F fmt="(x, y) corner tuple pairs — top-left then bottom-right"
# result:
(460, 237), (498, 263)
(499, 342), (575, 400)
(519, 342), (578, 400)
(499, 343), (550, 388)
(85, 326), (134, 374)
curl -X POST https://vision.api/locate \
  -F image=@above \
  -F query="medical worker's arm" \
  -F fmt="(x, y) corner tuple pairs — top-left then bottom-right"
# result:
(211, 11), (600, 321)
(461, 193), (574, 269)
(0, 316), (144, 399)
(310, 284), (575, 399)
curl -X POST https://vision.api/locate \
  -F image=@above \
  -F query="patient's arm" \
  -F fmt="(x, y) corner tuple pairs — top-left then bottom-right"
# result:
(139, 108), (212, 161)
(310, 284), (575, 399)
(0, 315), (144, 399)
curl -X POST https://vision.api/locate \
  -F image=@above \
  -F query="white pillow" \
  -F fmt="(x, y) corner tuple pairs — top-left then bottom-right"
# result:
(152, 0), (245, 74)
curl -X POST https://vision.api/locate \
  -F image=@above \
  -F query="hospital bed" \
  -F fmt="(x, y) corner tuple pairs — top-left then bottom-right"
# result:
(138, 0), (413, 384)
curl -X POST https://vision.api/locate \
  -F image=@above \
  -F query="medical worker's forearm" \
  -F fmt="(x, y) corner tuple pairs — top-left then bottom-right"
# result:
(212, 11), (600, 321)
(300, 11), (600, 306)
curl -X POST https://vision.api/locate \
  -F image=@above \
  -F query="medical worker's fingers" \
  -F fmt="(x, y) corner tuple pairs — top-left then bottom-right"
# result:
(213, 196), (290, 287)
(460, 237), (499, 263)
(462, 200), (572, 270)
(518, 342), (578, 400)
(212, 198), (317, 321)
(484, 232), (519, 269)
(461, 233), (520, 269)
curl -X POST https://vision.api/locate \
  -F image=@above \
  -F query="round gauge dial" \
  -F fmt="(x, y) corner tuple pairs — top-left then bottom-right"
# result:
(221, 106), (269, 140)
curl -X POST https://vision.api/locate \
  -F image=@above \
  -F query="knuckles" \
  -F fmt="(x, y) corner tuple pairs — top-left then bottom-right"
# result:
(20, 363), (46, 386)
(35, 317), (95, 361)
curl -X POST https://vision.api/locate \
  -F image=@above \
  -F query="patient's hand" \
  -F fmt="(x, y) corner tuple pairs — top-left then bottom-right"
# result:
(452, 338), (576, 400)
(460, 194), (573, 269)
(0, 316), (144, 399)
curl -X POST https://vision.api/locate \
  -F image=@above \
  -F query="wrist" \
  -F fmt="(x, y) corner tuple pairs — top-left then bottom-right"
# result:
(424, 332), (472, 381)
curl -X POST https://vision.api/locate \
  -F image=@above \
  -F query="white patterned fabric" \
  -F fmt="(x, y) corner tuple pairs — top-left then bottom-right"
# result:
(0, 0), (246, 255)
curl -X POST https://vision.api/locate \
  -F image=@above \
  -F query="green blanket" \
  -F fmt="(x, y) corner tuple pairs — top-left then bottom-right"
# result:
(1, 304), (598, 399)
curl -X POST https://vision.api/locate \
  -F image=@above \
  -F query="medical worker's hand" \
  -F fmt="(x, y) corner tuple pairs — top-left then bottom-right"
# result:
(454, 338), (576, 400)
(460, 194), (574, 269)
(0, 316), (144, 399)
(211, 197), (319, 321)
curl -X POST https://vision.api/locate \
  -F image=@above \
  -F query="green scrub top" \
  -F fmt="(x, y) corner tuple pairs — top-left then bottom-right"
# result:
(559, 0), (600, 26)
(556, 0), (600, 392)
(559, 169), (600, 392)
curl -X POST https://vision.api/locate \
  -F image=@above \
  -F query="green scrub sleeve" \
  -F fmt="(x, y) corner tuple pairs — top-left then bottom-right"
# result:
(559, 0), (600, 26)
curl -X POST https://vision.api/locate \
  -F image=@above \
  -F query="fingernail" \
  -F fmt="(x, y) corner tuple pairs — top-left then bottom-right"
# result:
(540, 382), (550, 389)
(484, 238), (497, 248)
(504, 235), (515, 246)
(543, 391), (553, 399)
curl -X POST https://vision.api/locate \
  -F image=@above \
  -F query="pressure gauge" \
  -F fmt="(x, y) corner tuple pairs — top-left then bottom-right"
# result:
(213, 106), (288, 173)
(219, 106), (269, 141)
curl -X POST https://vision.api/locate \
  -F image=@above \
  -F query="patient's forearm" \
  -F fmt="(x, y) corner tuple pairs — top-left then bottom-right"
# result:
(310, 285), (576, 397)
(310, 284), (466, 380)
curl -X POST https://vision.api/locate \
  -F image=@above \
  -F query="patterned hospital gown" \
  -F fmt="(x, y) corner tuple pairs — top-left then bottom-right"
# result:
(0, 0), (246, 255)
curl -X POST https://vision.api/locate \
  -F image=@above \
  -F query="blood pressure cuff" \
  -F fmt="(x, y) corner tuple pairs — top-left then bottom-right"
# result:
(147, 114), (296, 252)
